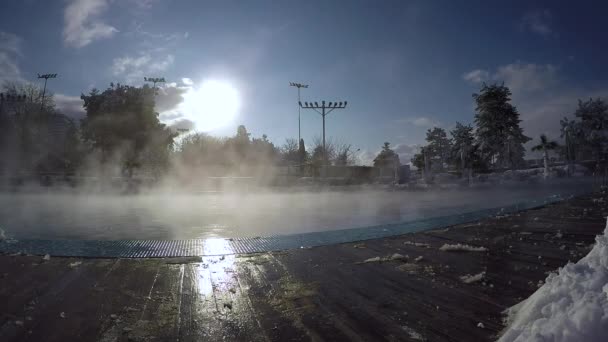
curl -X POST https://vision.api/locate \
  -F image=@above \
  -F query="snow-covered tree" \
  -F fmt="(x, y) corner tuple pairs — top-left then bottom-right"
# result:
(450, 122), (475, 174)
(473, 83), (530, 169)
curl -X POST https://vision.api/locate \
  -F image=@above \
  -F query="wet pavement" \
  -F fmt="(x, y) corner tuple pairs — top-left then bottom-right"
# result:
(1, 192), (607, 341)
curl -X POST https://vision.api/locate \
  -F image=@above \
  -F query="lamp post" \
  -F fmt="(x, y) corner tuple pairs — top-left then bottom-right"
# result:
(37, 73), (57, 110)
(299, 100), (348, 166)
(144, 77), (166, 93)
(289, 82), (309, 145)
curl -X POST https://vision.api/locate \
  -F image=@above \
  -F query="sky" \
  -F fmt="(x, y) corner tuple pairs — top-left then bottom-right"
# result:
(1, 0), (607, 165)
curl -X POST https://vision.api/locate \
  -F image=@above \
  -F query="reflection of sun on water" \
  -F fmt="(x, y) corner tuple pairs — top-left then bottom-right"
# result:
(180, 79), (241, 131)
(195, 238), (236, 296)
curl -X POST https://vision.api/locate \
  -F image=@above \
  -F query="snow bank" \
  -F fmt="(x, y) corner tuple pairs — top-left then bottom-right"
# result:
(439, 243), (488, 252)
(499, 219), (608, 342)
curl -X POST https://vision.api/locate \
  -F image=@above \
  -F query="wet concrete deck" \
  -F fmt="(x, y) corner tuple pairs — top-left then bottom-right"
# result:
(1, 191), (607, 341)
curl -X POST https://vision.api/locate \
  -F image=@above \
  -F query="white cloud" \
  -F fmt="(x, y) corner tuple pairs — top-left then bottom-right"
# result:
(0, 31), (23, 84)
(463, 62), (558, 94)
(494, 62), (558, 93)
(393, 143), (421, 164)
(462, 69), (489, 84)
(63, 0), (118, 48)
(111, 53), (174, 83)
(54, 94), (85, 120)
(520, 9), (554, 37)
(396, 116), (441, 128)
(182, 78), (193, 86)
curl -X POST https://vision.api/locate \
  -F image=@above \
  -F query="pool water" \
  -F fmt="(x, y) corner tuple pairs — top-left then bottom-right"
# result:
(0, 179), (596, 241)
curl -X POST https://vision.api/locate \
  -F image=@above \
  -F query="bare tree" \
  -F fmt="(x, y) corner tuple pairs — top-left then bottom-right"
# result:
(311, 136), (336, 165)
(334, 143), (357, 166)
(280, 138), (300, 164)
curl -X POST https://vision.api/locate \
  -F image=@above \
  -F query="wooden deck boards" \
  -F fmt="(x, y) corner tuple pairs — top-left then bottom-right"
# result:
(1, 191), (607, 341)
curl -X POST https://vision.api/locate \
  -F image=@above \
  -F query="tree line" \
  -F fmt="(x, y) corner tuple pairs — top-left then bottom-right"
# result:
(408, 83), (608, 178)
(0, 81), (359, 180)
(2, 80), (607, 181)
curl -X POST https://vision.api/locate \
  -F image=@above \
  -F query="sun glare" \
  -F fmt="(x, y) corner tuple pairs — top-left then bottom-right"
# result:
(181, 79), (240, 131)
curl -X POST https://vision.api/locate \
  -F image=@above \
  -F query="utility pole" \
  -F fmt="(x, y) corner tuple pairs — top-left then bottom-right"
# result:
(144, 77), (166, 94)
(37, 73), (57, 110)
(289, 82), (309, 145)
(299, 100), (347, 166)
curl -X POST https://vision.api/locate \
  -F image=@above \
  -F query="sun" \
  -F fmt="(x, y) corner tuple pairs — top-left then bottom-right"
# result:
(181, 79), (241, 131)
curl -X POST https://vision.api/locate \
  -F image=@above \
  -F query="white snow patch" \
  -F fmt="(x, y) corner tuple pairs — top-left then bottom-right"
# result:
(402, 325), (424, 340)
(42, 254), (50, 261)
(439, 243), (488, 252)
(362, 253), (408, 263)
(460, 272), (485, 284)
(414, 256), (424, 262)
(477, 322), (485, 329)
(363, 256), (382, 263)
(69, 261), (82, 268)
(499, 218), (608, 342)
(404, 241), (431, 248)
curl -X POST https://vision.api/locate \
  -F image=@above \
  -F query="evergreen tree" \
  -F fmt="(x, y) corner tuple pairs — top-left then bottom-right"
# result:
(298, 138), (307, 164)
(373, 142), (400, 168)
(473, 83), (530, 169)
(450, 122), (475, 173)
(573, 98), (608, 163)
(425, 127), (452, 171)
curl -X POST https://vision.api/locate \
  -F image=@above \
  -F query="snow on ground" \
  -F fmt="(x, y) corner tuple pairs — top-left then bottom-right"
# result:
(361, 253), (408, 263)
(499, 219), (608, 342)
(439, 243), (488, 252)
(460, 272), (485, 284)
(402, 325), (424, 340)
(403, 241), (431, 248)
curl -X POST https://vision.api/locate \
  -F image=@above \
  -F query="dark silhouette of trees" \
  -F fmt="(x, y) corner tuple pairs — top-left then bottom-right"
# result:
(424, 127), (452, 171)
(450, 122), (474, 173)
(573, 98), (608, 163)
(473, 83), (530, 169)
(298, 138), (307, 165)
(0, 82), (81, 177)
(80, 84), (176, 177)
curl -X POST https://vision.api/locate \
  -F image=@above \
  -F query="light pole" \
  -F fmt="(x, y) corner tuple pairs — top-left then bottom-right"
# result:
(299, 100), (348, 165)
(144, 77), (166, 93)
(37, 73), (57, 110)
(289, 82), (309, 145)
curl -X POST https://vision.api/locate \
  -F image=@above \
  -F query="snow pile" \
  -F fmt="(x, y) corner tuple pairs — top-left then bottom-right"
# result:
(460, 271), (485, 284)
(439, 243), (488, 252)
(499, 220), (608, 342)
(402, 326), (424, 340)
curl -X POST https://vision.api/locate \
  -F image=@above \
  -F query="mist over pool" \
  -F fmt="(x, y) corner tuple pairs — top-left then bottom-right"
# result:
(0, 179), (595, 241)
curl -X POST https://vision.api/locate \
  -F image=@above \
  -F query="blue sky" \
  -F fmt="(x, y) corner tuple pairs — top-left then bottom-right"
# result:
(1, 0), (607, 164)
